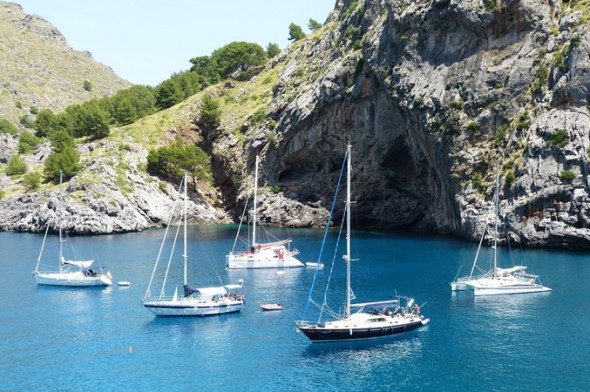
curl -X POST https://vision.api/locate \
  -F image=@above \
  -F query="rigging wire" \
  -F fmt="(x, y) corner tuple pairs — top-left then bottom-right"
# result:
(160, 220), (181, 297)
(144, 177), (183, 298)
(231, 194), (250, 252)
(301, 149), (348, 323)
(318, 207), (347, 323)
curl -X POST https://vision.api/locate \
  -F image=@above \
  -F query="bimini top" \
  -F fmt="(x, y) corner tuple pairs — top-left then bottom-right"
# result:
(495, 266), (527, 276)
(251, 239), (291, 250)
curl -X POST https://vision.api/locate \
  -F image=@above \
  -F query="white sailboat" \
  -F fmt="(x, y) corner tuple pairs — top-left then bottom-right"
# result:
(143, 173), (245, 317)
(226, 154), (303, 269)
(33, 172), (112, 287)
(451, 173), (551, 296)
(297, 144), (429, 343)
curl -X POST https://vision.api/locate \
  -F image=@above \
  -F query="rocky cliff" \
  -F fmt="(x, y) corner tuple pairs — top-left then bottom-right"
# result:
(212, 0), (590, 249)
(0, 137), (229, 233)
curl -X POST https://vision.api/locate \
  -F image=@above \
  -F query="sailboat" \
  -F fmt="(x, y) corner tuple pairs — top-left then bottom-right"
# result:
(451, 173), (551, 296)
(142, 173), (245, 317)
(297, 144), (429, 342)
(226, 154), (303, 269)
(33, 172), (112, 287)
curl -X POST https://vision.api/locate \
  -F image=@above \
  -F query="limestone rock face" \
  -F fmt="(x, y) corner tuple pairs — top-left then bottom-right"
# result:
(0, 140), (230, 234)
(219, 0), (590, 248)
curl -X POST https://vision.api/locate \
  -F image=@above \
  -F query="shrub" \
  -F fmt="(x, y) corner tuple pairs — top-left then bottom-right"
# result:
(505, 170), (515, 187)
(147, 142), (212, 185)
(494, 123), (509, 144)
(6, 155), (27, 176)
(531, 63), (548, 94)
(200, 94), (221, 129)
(44, 147), (81, 183)
(483, 0), (496, 10)
(266, 131), (278, 148)
(472, 172), (483, 189)
(549, 129), (569, 148)
(465, 122), (478, 133)
(18, 132), (41, 154)
(20, 115), (35, 128)
(516, 111), (531, 131)
(250, 108), (268, 125)
(0, 119), (18, 135)
(344, 26), (360, 42)
(288, 23), (305, 41)
(308, 18), (322, 31)
(560, 170), (575, 182)
(83, 80), (93, 91)
(266, 43), (280, 58)
(23, 171), (41, 191)
(449, 99), (464, 110)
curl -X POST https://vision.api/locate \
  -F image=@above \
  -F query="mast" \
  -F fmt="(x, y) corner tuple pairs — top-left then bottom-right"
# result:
(492, 172), (499, 278)
(183, 172), (188, 286)
(58, 171), (63, 272)
(252, 154), (259, 247)
(345, 144), (352, 318)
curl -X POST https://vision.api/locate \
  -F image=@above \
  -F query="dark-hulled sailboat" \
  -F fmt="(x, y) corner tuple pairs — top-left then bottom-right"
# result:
(297, 144), (429, 342)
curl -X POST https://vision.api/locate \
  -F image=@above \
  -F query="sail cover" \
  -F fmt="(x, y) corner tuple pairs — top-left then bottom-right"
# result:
(61, 257), (94, 268)
(495, 266), (527, 275)
(183, 284), (198, 297)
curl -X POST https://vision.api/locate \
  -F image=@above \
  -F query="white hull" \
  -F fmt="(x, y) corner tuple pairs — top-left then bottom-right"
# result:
(34, 271), (111, 287)
(471, 285), (552, 296)
(451, 274), (486, 291)
(467, 276), (551, 296)
(143, 297), (244, 317)
(450, 281), (468, 291)
(227, 252), (303, 269)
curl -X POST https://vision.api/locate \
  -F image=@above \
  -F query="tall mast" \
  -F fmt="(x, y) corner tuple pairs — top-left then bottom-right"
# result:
(183, 172), (188, 285)
(492, 172), (499, 278)
(252, 154), (259, 246)
(58, 171), (63, 272)
(345, 144), (352, 318)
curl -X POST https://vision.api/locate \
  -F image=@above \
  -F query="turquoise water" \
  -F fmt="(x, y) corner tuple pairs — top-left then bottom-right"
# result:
(1, 226), (589, 391)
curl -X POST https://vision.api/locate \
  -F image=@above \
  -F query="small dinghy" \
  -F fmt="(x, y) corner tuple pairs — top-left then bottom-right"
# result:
(305, 262), (324, 269)
(117, 281), (131, 286)
(260, 303), (283, 311)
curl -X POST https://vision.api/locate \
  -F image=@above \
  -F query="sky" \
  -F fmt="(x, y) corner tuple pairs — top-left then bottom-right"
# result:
(14, 0), (336, 86)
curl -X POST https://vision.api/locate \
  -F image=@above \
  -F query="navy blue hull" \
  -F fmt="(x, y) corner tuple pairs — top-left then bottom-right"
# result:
(299, 321), (424, 342)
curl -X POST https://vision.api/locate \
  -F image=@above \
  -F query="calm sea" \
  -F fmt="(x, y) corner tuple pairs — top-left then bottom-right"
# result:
(0, 226), (588, 391)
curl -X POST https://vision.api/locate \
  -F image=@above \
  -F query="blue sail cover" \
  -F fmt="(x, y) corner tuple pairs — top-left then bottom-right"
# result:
(183, 284), (198, 297)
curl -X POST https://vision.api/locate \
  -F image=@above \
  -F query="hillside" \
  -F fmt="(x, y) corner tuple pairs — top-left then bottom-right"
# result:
(0, 2), (130, 125)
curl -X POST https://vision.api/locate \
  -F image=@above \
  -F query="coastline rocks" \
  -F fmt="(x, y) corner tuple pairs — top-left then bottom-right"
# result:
(0, 139), (230, 234)
(256, 192), (329, 228)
